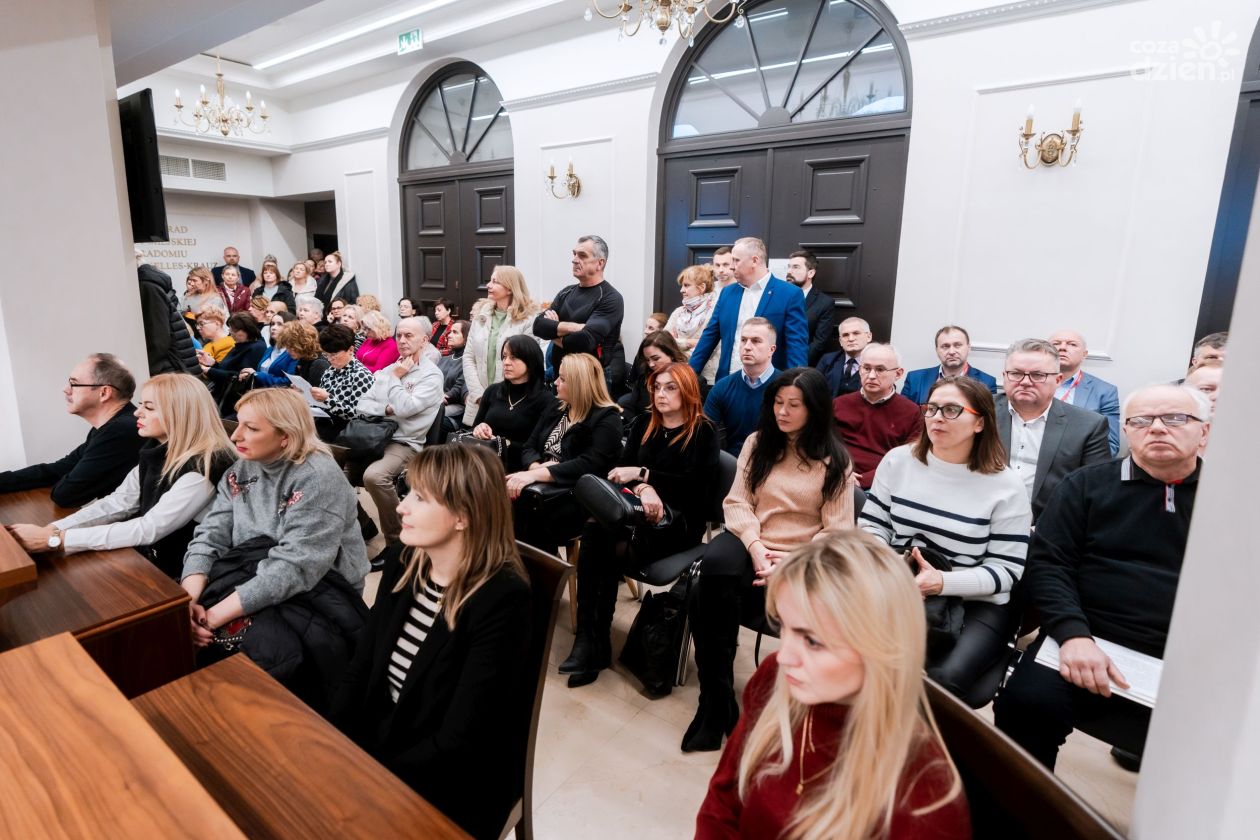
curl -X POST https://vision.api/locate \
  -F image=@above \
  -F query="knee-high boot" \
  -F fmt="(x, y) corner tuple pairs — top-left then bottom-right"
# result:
(559, 537), (617, 686)
(682, 574), (742, 752)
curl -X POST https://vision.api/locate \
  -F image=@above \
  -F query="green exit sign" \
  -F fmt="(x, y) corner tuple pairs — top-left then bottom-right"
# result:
(397, 28), (423, 55)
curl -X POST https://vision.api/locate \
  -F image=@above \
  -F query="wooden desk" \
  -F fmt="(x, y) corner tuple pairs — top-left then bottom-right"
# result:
(0, 519), (37, 607)
(0, 633), (244, 838)
(0, 488), (193, 697)
(134, 654), (471, 839)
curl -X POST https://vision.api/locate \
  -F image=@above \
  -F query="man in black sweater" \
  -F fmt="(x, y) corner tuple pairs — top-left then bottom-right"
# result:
(0, 354), (143, 507)
(533, 235), (625, 390)
(994, 384), (1209, 770)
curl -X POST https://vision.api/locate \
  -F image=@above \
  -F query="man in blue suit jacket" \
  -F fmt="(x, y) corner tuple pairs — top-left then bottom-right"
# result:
(689, 236), (808, 382)
(1050, 329), (1121, 454)
(901, 325), (998, 403)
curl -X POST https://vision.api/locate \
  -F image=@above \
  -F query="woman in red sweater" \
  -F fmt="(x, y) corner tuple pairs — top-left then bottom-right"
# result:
(696, 531), (970, 840)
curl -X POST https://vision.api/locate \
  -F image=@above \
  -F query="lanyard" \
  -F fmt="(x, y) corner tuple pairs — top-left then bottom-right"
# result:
(1057, 370), (1083, 402)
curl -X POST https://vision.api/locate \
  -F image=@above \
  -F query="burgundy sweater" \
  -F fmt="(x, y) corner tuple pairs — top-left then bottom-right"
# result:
(696, 654), (970, 840)
(832, 391), (925, 489)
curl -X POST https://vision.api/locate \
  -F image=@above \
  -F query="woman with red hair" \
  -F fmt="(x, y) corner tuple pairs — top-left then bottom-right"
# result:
(560, 362), (720, 688)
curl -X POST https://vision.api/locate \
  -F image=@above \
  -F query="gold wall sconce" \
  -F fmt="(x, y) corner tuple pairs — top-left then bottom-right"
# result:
(546, 159), (581, 199)
(1019, 101), (1083, 169)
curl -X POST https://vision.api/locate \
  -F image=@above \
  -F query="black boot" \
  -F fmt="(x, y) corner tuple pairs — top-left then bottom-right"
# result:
(357, 502), (379, 541)
(560, 543), (615, 685)
(682, 575), (741, 752)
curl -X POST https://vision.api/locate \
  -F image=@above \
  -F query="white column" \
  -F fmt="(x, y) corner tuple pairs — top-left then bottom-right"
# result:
(0, 0), (146, 468)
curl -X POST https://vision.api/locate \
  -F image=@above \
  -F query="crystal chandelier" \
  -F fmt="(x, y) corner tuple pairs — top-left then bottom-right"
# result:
(173, 55), (269, 138)
(585, 0), (748, 45)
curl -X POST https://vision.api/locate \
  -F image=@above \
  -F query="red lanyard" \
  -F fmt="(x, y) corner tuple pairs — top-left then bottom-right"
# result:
(1059, 370), (1083, 401)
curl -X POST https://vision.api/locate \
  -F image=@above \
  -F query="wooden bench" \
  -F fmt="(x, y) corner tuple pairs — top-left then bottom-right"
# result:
(0, 519), (37, 607)
(133, 653), (470, 839)
(0, 633), (244, 838)
(0, 488), (193, 697)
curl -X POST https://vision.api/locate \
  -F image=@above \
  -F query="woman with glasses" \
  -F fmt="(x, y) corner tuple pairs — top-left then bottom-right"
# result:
(860, 376), (1032, 703)
(561, 362), (720, 688)
(310, 323), (374, 440)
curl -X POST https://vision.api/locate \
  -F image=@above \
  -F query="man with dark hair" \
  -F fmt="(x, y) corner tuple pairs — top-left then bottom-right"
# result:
(0, 354), (142, 507)
(901, 325), (998, 403)
(703, 318), (780, 456)
(1189, 331), (1227, 371)
(138, 263), (199, 375)
(785, 249), (837, 365)
(711, 246), (735, 291)
(211, 245), (255, 287)
(533, 235), (626, 387)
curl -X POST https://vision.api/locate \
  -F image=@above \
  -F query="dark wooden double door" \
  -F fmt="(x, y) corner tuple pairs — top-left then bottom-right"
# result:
(402, 169), (513, 318)
(659, 133), (908, 341)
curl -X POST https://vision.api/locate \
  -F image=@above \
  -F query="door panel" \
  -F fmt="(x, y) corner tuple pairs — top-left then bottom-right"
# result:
(458, 176), (513, 316)
(403, 183), (458, 307)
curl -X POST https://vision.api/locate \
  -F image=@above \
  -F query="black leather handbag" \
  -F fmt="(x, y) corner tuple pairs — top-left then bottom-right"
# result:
(336, 416), (398, 460)
(574, 474), (674, 530)
(909, 546), (966, 659)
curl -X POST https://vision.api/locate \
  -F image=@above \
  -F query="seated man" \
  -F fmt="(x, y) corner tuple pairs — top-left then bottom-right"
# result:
(816, 317), (872, 397)
(997, 339), (1111, 522)
(0, 354), (143, 507)
(1049, 329), (1121, 455)
(831, 343), (922, 489)
(1183, 363), (1222, 419)
(703, 318), (780, 456)
(1185, 331), (1227, 376)
(994, 384), (1209, 770)
(353, 317), (444, 566)
(901, 325), (997, 404)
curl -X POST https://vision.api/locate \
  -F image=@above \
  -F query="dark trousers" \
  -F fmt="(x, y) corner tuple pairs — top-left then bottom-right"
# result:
(690, 531), (765, 714)
(512, 493), (586, 557)
(927, 600), (1014, 705)
(993, 635), (1153, 770)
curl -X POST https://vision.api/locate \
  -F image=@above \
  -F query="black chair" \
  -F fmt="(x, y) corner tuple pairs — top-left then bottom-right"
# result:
(925, 677), (1124, 839)
(499, 542), (573, 840)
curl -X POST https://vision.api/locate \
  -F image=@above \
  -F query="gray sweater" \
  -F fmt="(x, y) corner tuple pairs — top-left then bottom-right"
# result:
(182, 452), (369, 614)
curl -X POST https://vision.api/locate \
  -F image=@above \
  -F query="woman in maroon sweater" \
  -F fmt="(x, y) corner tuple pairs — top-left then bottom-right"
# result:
(696, 531), (969, 840)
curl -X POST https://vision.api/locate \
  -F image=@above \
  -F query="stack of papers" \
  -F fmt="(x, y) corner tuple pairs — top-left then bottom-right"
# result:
(1033, 636), (1163, 707)
(286, 373), (330, 418)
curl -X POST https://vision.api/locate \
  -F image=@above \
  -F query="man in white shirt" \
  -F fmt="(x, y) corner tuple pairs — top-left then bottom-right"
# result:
(994, 339), (1111, 522)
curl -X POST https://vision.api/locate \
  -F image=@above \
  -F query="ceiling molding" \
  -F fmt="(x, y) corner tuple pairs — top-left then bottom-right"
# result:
(156, 125), (390, 157)
(899, 0), (1146, 41)
(292, 126), (391, 152)
(502, 72), (660, 112)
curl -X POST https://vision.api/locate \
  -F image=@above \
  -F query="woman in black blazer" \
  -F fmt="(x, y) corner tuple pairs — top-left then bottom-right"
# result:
(506, 352), (623, 554)
(333, 444), (531, 840)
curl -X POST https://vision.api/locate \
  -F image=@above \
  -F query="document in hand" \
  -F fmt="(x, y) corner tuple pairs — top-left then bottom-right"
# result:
(286, 373), (330, 418)
(1034, 636), (1163, 708)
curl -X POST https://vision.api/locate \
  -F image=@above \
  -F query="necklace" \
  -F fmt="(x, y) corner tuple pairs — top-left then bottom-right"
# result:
(795, 707), (827, 796)
(506, 382), (527, 411)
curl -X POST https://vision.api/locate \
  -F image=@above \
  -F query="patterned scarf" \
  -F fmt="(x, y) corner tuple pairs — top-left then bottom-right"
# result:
(671, 291), (716, 338)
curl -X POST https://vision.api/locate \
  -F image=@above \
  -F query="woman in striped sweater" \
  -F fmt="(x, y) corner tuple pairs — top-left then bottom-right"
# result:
(860, 376), (1033, 703)
(333, 444), (531, 840)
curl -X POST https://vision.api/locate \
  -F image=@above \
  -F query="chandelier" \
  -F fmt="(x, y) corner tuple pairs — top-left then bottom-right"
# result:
(173, 54), (269, 138)
(585, 0), (748, 45)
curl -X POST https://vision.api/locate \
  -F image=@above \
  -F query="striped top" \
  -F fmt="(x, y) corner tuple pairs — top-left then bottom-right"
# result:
(388, 578), (446, 703)
(859, 445), (1032, 604)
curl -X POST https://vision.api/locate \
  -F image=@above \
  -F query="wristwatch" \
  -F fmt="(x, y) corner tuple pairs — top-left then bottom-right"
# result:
(638, 467), (648, 482)
(47, 529), (63, 549)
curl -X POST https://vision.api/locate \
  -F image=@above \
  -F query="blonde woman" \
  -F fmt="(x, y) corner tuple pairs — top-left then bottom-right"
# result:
(181, 267), (218, 323)
(356, 294), (382, 312)
(665, 264), (718, 384)
(508, 352), (622, 554)
(462, 265), (540, 425)
(355, 309), (400, 372)
(696, 531), (970, 840)
(333, 445), (531, 840)
(182, 389), (369, 653)
(5, 374), (236, 579)
(289, 261), (319, 304)
(195, 307), (236, 362)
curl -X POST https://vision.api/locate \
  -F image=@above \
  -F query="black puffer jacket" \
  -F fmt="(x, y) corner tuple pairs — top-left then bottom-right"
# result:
(138, 264), (199, 374)
(199, 536), (369, 714)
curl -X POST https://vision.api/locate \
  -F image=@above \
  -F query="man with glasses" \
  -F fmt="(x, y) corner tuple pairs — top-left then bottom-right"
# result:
(901, 325), (997, 404)
(534, 235), (626, 390)
(0, 354), (142, 507)
(831, 343), (922, 489)
(995, 338), (1110, 521)
(1049, 329), (1120, 455)
(995, 383), (1209, 772)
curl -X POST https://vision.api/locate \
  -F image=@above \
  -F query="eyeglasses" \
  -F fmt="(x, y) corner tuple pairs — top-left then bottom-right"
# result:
(1003, 370), (1055, 384)
(1124, 413), (1203, 429)
(921, 403), (980, 420)
(651, 382), (680, 394)
(67, 380), (105, 389)
(859, 365), (896, 376)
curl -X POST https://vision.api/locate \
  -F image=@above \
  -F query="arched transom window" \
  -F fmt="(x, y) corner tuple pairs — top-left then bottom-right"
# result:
(404, 68), (513, 170)
(671, 0), (906, 139)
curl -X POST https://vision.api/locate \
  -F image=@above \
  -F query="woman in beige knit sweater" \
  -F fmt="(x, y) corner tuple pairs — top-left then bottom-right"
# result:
(683, 367), (856, 753)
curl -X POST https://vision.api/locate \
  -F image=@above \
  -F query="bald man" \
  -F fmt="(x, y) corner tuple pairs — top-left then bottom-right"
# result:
(1049, 329), (1120, 454)
(995, 383), (1209, 771)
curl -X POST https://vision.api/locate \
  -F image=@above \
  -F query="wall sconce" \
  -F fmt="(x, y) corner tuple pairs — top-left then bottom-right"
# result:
(546, 159), (581, 199)
(1019, 100), (1083, 169)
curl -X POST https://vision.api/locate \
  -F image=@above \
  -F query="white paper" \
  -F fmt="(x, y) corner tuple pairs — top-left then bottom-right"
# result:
(285, 373), (330, 418)
(1033, 636), (1162, 708)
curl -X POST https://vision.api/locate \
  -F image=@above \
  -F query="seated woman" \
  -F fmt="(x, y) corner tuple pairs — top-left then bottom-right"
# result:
(182, 388), (370, 707)
(469, 334), (556, 472)
(284, 321), (329, 386)
(195, 307), (235, 362)
(200, 313), (266, 410)
(217, 264), (252, 314)
(860, 377), (1032, 702)
(355, 310), (400, 372)
(619, 331), (688, 427)
(311, 324), (375, 440)
(333, 445), (531, 840)
(430, 297), (455, 355)
(241, 321), (302, 388)
(397, 296), (421, 319)
(181, 267), (217, 324)
(252, 260), (297, 312)
(563, 363), (719, 688)
(462, 266), (539, 426)
(665, 264), (718, 384)
(507, 352), (622, 555)
(685, 367), (855, 753)
(289, 261), (319, 305)
(5, 373), (236, 579)
(337, 304), (366, 350)
(695, 531), (970, 839)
